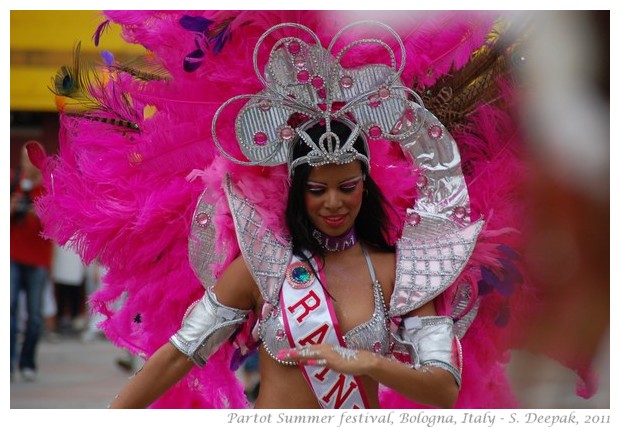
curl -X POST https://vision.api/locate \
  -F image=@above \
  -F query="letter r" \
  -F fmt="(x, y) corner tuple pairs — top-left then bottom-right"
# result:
(287, 290), (321, 324)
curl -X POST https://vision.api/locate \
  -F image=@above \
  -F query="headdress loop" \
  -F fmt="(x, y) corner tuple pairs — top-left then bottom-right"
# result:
(212, 20), (426, 174)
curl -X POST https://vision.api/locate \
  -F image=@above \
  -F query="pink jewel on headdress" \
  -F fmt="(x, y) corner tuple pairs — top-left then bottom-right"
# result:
(286, 261), (314, 289)
(288, 41), (301, 55)
(259, 99), (272, 111)
(254, 132), (268, 146)
(195, 212), (210, 227)
(373, 342), (382, 353)
(294, 55), (306, 68)
(453, 206), (466, 219)
(416, 175), (428, 189)
(378, 87), (391, 99)
(297, 70), (310, 83)
(276, 329), (287, 340)
(369, 125), (382, 139)
(317, 87), (326, 99)
(311, 76), (324, 89)
(390, 121), (403, 135)
(279, 126), (294, 141)
(340, 75), (353, 88)
(391, 108), (416, 135)
(368, 94), (381, 108)
(428, 124), (443, 140)
(407, 211), (421, 226)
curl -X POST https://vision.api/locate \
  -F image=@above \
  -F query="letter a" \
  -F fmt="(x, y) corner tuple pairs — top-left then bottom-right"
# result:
(299, 324), (329, 346)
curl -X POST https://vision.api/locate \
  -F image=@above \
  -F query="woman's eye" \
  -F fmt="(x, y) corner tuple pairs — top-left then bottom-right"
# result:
(340, 180), (360, 193)
(340, 185), (357, 193)
(306, 187), (325, 195)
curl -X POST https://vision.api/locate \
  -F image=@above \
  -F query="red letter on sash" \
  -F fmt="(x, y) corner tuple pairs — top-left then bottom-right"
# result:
(321, 374), (357, 408)
(287, 290), (321, 323)
(313, 367), (330, 382)
(299, 323), (329, 346)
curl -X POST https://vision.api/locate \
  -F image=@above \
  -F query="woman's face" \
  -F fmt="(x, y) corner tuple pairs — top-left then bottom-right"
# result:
(304, 161), (364, 237)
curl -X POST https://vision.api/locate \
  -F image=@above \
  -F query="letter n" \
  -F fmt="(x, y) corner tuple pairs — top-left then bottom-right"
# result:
(313, 367), (330, 382)
(321, 374), (357, 408)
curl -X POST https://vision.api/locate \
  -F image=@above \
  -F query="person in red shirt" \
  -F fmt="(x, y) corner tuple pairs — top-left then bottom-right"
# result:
(10, 142), (53, 382)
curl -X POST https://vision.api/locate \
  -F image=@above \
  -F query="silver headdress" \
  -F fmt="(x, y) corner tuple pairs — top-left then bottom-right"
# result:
(212, 21), (426, 173)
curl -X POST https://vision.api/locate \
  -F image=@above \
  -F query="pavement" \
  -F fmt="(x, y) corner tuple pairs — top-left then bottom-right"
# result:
(9, 331), (610, 410)
(10, 333), (134, 409)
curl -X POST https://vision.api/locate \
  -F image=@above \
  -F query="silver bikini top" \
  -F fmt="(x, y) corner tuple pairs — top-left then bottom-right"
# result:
(259, 245), (391, 365)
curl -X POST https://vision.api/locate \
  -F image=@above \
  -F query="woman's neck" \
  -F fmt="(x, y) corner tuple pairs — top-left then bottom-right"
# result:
(311, 226), (358, 253)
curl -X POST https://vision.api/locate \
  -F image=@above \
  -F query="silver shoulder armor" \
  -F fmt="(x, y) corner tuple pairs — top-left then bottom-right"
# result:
(170, 289), (250, 367)
(392, 315), (463, 388)
(223, 174), (292, 305)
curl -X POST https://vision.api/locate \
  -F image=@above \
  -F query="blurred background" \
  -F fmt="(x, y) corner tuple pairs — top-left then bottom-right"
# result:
(10, 11), (145, 163)
(9, 10), (610, 409)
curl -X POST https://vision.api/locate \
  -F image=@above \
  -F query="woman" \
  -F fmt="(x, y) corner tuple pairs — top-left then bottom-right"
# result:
(34, 10), (597, 410)
(110, 119), (460, 409)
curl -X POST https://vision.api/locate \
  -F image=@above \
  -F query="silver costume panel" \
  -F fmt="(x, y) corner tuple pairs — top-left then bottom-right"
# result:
(224, 175), (293, 305)
(391, 218), (483, 317)
(188, 186), (226, 289)
(392, 315), (462, 387)
(170, 289), (250, 367)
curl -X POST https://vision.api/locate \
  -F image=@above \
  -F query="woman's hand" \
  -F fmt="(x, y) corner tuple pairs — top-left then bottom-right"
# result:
(277, 344), (378, 376)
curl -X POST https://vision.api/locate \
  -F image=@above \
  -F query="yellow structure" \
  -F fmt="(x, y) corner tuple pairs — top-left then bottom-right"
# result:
(11, 10), (145, 112)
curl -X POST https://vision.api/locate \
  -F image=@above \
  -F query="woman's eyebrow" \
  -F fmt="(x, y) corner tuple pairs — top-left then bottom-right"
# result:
(306, 180), (327, 187)
(306, 175), (363, 186)
(339, 175), (364, 185)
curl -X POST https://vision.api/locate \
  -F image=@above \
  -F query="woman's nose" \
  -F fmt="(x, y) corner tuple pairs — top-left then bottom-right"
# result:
(324, 190), (342, 209)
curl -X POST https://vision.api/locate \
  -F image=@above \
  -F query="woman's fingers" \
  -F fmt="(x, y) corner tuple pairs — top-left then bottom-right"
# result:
(276, 345), (358, 365)
(306, 358), (328, 366)
(331, 345), (358, 360)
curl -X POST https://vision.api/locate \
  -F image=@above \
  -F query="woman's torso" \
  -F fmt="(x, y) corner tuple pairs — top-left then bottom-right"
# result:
(254, 243), (395, 408)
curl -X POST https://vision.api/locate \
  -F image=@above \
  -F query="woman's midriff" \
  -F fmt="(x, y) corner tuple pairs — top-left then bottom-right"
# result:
(253, 347), (380, 409)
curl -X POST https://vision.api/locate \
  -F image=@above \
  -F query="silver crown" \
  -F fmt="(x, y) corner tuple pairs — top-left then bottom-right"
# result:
(289, 116), (370, 171)
(212, 21), (426, 173)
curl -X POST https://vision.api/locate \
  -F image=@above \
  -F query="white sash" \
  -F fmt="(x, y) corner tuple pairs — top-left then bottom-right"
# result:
(280, 255), (369, 409)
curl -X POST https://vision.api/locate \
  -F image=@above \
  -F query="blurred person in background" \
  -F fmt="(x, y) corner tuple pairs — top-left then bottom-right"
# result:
(10, 141), (53, 382)
(504, 11), (609, 406)
(51, 243), (87, 336)
(19, 278), (60, 343)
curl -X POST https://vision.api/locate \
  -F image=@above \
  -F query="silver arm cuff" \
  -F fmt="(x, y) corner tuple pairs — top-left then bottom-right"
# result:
(170, 289), (250, 367)
(392, 316), (462, 388)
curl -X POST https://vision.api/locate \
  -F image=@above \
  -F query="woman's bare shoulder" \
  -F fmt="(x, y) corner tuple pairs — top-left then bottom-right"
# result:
(365, 245), (396, 294)
(212, 254), (260, 310)
(366, 245), (396, 269)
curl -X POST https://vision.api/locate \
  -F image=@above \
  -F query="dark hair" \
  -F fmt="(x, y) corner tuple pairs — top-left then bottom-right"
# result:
(285, 120), (396, 259)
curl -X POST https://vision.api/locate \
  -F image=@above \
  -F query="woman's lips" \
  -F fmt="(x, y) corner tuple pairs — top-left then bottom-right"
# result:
(322, 214), (346, 228)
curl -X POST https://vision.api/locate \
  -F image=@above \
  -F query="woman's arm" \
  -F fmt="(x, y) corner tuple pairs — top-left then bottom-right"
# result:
(288, 301), (459, 408)
(365, 300), (459, 408)
(109, 255), (258, 408)
(364, 342), (459, 408)
(109, 343), (194, 408)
